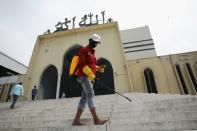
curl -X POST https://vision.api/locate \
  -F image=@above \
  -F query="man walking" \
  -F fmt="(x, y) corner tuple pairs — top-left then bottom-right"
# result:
(10, 82), (24, 109)
(72, 34), (108, 125)
(31, 85), (38, 101)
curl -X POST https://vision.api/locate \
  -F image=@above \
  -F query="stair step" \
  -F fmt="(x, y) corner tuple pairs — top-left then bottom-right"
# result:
(0, 93), (196, 130)
(0, 118), (109, 129)
(0, 124), (107, 131)
(0, 111), (110, 122)
(108, 120), (197, 131)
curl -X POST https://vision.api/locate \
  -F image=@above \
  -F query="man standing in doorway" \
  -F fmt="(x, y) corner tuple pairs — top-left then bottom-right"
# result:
(31, 85), (38, 101)
(72, 34), (108, 125)
(10, 82), (24, 109)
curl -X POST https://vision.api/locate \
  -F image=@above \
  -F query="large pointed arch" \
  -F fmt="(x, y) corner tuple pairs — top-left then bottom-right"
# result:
(39, 65), (58, 99)
(94, 58), (115, 95)
(144, 68), (158, 93)
(60, 44), (83, 98)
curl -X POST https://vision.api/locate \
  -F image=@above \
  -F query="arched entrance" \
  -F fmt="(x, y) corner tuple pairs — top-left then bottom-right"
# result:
(39, 65), (58, 99)
(60, 45), (83, 98)
(60, 46), (115, 97)
(94, 58), (115, 95)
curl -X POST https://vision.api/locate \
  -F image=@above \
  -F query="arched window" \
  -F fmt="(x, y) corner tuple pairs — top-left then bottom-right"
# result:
(175, 64), (189, 94)
(144, 68), (158, 93)
(39, 65), (58, 99)
(186, 63), (197, 92)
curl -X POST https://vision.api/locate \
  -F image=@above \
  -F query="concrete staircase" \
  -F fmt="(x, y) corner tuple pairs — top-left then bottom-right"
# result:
(0, 93), (197, 131)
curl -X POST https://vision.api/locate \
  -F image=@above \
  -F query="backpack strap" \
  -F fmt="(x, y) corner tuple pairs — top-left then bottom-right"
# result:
(73, 61), (80, 76)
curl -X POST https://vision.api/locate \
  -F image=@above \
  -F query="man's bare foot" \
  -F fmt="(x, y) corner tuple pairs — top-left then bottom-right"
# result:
(94, 119), (108, 125)
(72, 120), (85, 126)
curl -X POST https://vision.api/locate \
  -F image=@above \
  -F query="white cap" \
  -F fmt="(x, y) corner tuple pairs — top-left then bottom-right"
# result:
(90, 34), (101, 43)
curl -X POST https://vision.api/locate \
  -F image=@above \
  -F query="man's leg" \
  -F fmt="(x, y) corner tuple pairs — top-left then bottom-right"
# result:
(10, 95), (19, 109)
(32, 95), (35, 101)
(10, 95), (14, 109)
(82, 78), (108, 125)
(90, 107), (108, 125)
(72, 108), (84, 126)
(73, 90), (86, 125)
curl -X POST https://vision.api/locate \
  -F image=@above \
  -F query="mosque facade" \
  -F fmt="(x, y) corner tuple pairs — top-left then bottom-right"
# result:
(0, 22), (196, 102)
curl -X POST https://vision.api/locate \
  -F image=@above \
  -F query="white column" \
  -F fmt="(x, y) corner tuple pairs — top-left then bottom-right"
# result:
(56, 74), (61, 99)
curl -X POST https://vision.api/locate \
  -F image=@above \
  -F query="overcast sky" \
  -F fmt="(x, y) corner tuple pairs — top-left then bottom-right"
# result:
(0, 0), (197, 66)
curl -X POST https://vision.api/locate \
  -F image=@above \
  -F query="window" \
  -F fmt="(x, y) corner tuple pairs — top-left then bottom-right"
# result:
(175, 64), (189, 94)
(144, 68), (158, 93)
(186, 63), (197, 92)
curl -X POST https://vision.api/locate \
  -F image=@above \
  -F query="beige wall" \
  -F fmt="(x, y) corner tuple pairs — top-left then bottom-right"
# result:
(128, 56), (181, 93)
(25, 22), (131, 100)
(25, 21), (197, 100)
(128, 52), (197, 95)
(170, 52), (197, 95)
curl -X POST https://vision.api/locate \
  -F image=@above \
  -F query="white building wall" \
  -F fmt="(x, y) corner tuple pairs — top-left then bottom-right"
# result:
(120, 26), (157, 60)
(0, 75), (18, 84)
(0, 52), (27, 74)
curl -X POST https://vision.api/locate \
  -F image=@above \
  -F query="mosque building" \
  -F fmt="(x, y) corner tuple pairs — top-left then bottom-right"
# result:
(0, 21), (196, 102)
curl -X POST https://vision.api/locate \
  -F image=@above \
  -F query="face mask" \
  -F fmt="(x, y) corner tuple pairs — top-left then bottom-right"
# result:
(89, 41), (98, 48)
